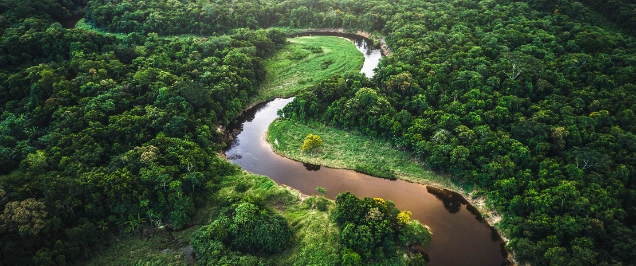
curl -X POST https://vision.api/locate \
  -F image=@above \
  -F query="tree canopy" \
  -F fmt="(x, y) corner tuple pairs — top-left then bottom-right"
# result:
(1, 0), (635, 265)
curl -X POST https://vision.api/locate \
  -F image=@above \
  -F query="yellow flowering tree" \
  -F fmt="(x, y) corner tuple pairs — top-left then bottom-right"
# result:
(301, 134), (323, 152)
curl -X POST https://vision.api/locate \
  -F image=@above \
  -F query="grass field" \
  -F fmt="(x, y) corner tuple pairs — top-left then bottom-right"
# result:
(86, 172), (340, 265)
(250, 36), (364, 105)
(267, 120), (461, 190)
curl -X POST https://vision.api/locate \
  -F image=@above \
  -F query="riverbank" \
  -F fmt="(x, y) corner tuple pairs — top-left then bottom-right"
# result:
(249, 35), (365, 106)
(283, 28), (392, 56)
(86, 171), (342, 265)
(266, 119), (506, 236)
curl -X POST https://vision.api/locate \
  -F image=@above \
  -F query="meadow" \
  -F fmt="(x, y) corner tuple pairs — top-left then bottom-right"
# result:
(250, 36), (364, 105)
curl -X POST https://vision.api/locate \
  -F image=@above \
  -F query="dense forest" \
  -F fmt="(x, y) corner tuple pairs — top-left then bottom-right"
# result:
(1, 0), (635, 265)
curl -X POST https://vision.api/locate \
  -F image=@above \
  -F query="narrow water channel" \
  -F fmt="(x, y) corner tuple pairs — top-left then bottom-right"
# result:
(224, 37), (510, 266)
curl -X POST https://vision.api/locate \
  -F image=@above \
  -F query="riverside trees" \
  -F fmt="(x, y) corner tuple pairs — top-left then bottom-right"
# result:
(0, 2), (287, 263)
(275, 1), (636, 265)
(2, 0), (636, 265)
(334, 192), (431, 264)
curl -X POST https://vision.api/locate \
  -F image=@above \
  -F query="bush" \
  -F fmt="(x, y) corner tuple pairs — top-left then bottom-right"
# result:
(192, 202), (293, 261)
(301, 134), (323, 152)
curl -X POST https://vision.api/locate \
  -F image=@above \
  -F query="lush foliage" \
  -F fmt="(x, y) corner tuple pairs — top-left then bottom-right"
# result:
(85, 0), (393, 35)
(267, 118), (453, 184)
(0, 2), (287, 264)
(333, 192), (431, 264)
(191, 202), (293, 264)
(276, 1), (636, 265)
(3, 0), (636, 265)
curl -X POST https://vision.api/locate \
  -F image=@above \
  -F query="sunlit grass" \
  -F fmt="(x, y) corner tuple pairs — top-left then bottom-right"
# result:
(86, 172), (340, 265)
(251, 36), (364, 105)
(267, 120), (460, 189)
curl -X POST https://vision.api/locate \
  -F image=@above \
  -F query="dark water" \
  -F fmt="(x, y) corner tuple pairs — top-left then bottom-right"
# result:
(224, 36), (510, 265)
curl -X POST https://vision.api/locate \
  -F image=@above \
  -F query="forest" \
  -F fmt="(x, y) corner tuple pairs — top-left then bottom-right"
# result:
(1, 0), (635, 265)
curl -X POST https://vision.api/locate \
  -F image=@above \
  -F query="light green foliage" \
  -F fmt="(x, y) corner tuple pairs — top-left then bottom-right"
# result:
(0, 198), (47, 235)
(253, 36), (364, 104)
(2, 0), (636, 265)
(270, 1), (636, 265)
(399, 220), (432, 246)
(341, 248), (362, 266)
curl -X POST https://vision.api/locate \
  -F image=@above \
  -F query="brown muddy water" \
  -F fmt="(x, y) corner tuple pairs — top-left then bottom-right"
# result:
(224, 36), (510, 266)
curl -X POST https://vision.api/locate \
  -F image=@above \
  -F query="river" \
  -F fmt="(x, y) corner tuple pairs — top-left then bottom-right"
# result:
(224, 37), (510, 266)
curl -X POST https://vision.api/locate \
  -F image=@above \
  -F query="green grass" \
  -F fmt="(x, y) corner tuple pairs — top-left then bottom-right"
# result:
(85, 225), (196, 266)
(86, 172), (340, 265)
(251, 36), (364, 105)
(216, 173), (341, 265)
(267, 120), (460, 190)
(269, 198), (340, 265)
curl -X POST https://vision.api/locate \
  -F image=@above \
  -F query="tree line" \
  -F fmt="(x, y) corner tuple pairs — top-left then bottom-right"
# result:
(1, 1), (288, 263)
(277, 0), (636, 265)
(1, 0), (635, 265)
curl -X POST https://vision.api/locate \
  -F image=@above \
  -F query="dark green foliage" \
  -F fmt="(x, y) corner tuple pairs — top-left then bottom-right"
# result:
(2, 0), (636, 265)
(191, 202), (292, 264)
(0, 2), (286, 264)
(273, 1), (636, 265)
(321, 58), (334, 69)
(84, 0), (390, 36)
(354, 163), (396, 180)
(334, 192), (430, 263)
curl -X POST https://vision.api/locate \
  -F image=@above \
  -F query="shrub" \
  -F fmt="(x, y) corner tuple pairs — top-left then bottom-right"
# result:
(301, 134), (323, 152)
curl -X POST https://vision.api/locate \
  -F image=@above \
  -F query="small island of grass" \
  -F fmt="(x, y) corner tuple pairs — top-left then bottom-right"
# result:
(251, 36), (365, 105)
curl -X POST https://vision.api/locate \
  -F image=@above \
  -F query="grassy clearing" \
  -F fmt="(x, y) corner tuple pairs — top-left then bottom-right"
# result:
(215, 173), (341, 265)
(86, 172), (340, 265)
(251, 36), (364, 105)
(267, 120), (460, 190)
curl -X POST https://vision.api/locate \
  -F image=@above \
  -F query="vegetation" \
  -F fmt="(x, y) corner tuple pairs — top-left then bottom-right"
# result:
(277, 1), (636, 265)
(2, 0), (635, 265)
(253, 36), (364, 104)
(268, 119), (454, 185)
(88, 172), (335, 265)
(0, 2), (285, 264)
(301, 133), (323, 152)
(333, 192), (431, 264)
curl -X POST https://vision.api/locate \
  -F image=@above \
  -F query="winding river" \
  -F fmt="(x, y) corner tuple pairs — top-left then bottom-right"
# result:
(225, 37), (510, 266)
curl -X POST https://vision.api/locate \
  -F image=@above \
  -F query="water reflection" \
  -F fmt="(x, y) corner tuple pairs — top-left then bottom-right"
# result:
(224, 98), (510, 266)
(426, 186), (468, 214)
(303, 163), (321, 171)
(352, 38), (382, 78)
